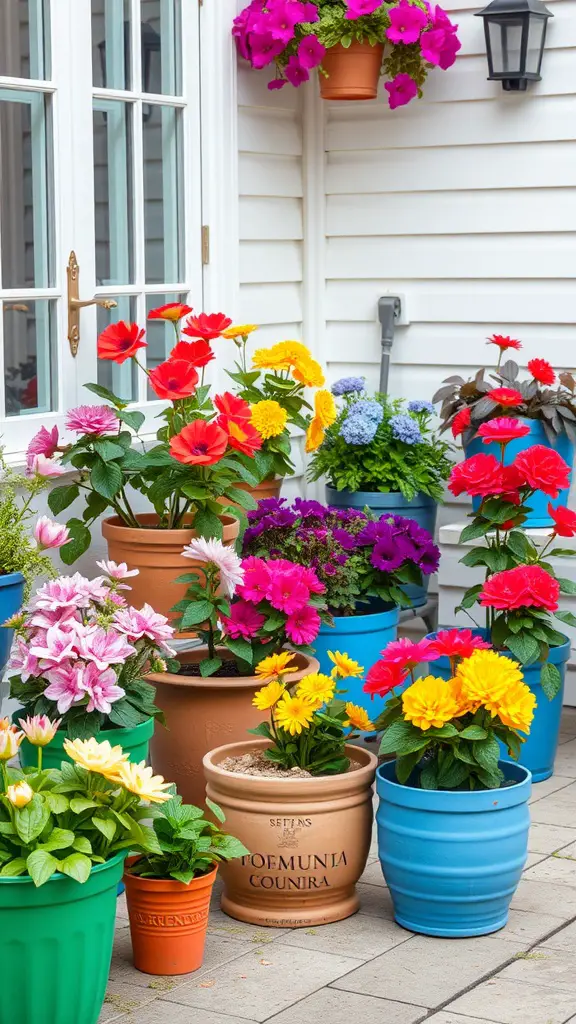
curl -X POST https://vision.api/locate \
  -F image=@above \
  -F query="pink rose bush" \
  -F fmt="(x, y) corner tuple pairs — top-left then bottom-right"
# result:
(8, 563), (175, 737)
(232, 0), (460, 109)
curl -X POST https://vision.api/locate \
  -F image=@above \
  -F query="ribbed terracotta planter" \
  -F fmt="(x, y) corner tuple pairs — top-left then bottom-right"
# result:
(101, 513), (239, 623)
(123, 859), (217, 975)
(203, 739), (378, 928)
(147, 649), (319, 809)
(320, 41), (384, 101)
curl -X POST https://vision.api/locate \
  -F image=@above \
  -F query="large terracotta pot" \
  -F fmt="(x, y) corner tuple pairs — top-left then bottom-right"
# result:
(101, 513), (239, 623)
(147, 649), (319, 808)
(320, 41), (384, 101)
(235, 476), (282, 503)
(203, 738), (378, 928)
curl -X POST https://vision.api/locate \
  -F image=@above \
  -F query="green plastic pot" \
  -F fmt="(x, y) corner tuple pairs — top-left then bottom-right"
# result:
(17, 716), (155, 770)
(0, 850), (127, 1024)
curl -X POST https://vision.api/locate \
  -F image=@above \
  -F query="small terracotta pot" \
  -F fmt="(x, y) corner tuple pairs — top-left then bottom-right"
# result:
(203, 739), (378, 928)
(123, 859), (217, 975)
(320, 41), (384, 101)
(101, 513), (239, 624)
(147, 649), (319, 808)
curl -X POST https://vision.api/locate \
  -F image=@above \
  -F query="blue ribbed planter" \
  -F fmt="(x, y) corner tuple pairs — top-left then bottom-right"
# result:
(465, 419), (574, 528)
(426, 630), (570, 783)
(0, 572), (25, 679)
(376, 759), (531, 937)
(325, 487), (437, 609)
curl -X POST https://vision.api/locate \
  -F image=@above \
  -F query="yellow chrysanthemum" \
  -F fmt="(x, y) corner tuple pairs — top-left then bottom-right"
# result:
(296, 672), (335, 709)
(113, 761), (172, 803)
(402, 675), (461, 732)
(328, 650), (364, 680)
(253, 680), (286, 711)
(314, 390), (337, 429)
(344, 703), (374, 732)
(292, 356), (325, 388)
(274, 693), (315, 736)
(63, 737), (129, 777)
(252, 341), (310, 372)
(222, 324), (258, 339)
(448, 674), (478, 718)
(250, 400), (288, 439)
(255, 652), (298, 679)
(456, 649), (524, 715)
(492, 681), (536, 735)
(305, 417), (325, 454)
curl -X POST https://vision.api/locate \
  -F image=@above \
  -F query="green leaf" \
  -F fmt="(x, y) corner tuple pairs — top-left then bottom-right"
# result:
(180, 600), (213, 629)
(506, 530), (534, 561)
(473, 735), (501, 775)
(60, 519), (92, 565)
(181, 484), (211, 501)
(483, 548), (510, 573)
(108, 700), (150, 730)
(437, 759), (470, 789)
(419, 762), (438, 790)
(379, 719), (429, 756)
(69, 797), (100, 814)
(540, 661), (562, 701)
(48, 484), (79, 515)
(26, 850), (60, 887)
(91, 459), (123, 500)
(38, 828), (75, 853)
(505, 632), (541, 666)
(92, 816), (117, 842)
(193, 507), (223, 540)
(457, 584), (483, 611)
(43, 792), (70, 814)
(225, 486), (258, 511)
(14, 794), (51, 844)
(223, 636), (254, 665)
(72, 836), (92, 855)
(84, 382), (128, 408)
(199, 657), (223, 677)
(461, 548), (491, 568)
(0, 858), (27, 877)
(458, 725), (488, 740)
(555, 609), (576, 629)
(395, 750), (424, 784)
(206, 797), (226, 823)
(118, 409), (145, 432)
(558, 577), (576, 595)
(57, 853), (92, 883)
(459, 521), (492, 543)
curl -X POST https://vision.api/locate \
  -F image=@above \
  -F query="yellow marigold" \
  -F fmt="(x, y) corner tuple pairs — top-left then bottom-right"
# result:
(292, 356), (325, 388)
(402, 675), (461, 731)
(449, 674), (478, 718)
(255, 652), (298, 679)
(456, 649), (524, 715)
(297, 672), (335, 708)
(113, 761), (173, 803)
(314, 389), (337, 428)
(274, 693), (315, 736)
(305, 417), (325, 454)
(252, 340), (310, 372)
(63, 737), (129, 777)
(344, 703), (374, 732)
(253, 680), (286, 711)
(250, 400), (288, 439)
(222, 324), (258, 339)
(328, 650), (364, 680)
(492, 681), (536, 735)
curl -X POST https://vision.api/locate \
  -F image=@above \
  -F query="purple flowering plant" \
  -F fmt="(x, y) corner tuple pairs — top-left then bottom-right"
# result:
(233, 0), (461, 109)
(242, 497), (440, 614)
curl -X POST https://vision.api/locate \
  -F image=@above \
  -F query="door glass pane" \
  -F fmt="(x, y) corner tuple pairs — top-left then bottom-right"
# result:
(4, 298), (56, 416)
(93, 101), (134, 285)
(145, 291), (187, 398)
(97, 297), (138, 403)
(0, 90), (52, 289)
(92, 0), (131, 90)
(140, 0), (182, 95)
(0, 0), (50, 80)
(143, 105), (183, 284)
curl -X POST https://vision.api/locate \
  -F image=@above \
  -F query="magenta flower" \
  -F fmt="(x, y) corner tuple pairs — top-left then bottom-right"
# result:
(285, 605), (321, 645)
(221, 600), (266, 640)
(34, 516), (70, 551)
(380, 637), (437, 669)
(78, 627), (136, 670)
(284, 55), (310, 86)
(345, 0), (382, 18)
(385, 72), (418, 109)
(266, 570), (309, 615)
(28, 454), (66, 478)
(267, 1), (304, 42)
(268, 77), (287, 89)
(66, 404), (118, 436)
(437, 30), (461, 68)
(298, 566), (326, 595)
(387, 2), (428, 44)
(297, 34), (325, 68)
(44, 661), (86, 714)
(420, 27), (447, 65)
(301, 1), (319, 20)
(250, 31), (285, 67)
(238, 556), (271, 604)
(79, 663), (125, 714)
(113, 603), (175, 651)
(26, 425), (59, 471)
(30, 625), (78, 666)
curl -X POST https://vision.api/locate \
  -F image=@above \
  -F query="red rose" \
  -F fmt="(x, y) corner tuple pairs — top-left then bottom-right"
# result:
(219, 416), (262, 457)
(528, 358), (556, 387)
(171, 339), (215, 368)
(97, 321), (146, 364)
(448, 453), (503, 498)
(480, 564), (559, 613)
(148, 359), (199, 400)
(487, 387), (524, 408)
(363, 660), (408, 700)
(451, 406), (472, 439)
(183, 312), (232, 341)
(169, 420), (229, 466)
(514, 445), (571, 498)
(477, 417), (531, 446)
(549, 503), (576, 538)
(487, 334), (522, 352)
(214, 392), (252, 422)
(148, 303), (193, 322)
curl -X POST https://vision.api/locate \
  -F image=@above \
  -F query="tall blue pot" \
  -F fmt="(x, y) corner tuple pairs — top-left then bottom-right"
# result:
(0, 572), (25, 678)
(465, 419), (574, 528)
(325, 486), (437, 609)
(376, 759), (531, 937)
(426, 629), (571, 783)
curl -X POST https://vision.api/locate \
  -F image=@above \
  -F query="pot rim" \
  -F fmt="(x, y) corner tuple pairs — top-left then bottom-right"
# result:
(320, 604), (399, 630)
(0, 571), (25, 588)
(377, 758), (531, 809)
(203, 737), (378, 790)
(0, 848), (127, 886)
(325, 485), (437, 507)
(102, 512), (238, 539)
(425, 629), (572, 666)
(15, 713), (155, 745)
(124, 857), (218, 892)
(146, 649), (318, 691)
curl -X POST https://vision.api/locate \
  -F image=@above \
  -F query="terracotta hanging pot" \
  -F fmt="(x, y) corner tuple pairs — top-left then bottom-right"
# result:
(319, 41), (384, 101)
(203, 738), (378, 927)
(123, 859), (217, 975)
(101, 513), (239, 623)
(147, 649), (319, 808)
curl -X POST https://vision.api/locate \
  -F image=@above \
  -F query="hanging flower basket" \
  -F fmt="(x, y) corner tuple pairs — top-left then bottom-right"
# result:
(319, 41), (384, 100)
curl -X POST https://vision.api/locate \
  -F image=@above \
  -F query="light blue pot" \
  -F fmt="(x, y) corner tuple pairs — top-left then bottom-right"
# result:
(325, 487), (437, 608)
(0, 572), (25, 679)
(465, 419), (574, 528)
(313, 604), (399, 728)
(426, 629), (571, 783)
(376, 759), (531, 937)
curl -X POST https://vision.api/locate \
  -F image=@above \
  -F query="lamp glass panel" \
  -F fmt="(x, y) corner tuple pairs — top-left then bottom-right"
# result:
(526, 15), (545, 73)
(503, 18), (524, 73)
(487, 19), (504, 72)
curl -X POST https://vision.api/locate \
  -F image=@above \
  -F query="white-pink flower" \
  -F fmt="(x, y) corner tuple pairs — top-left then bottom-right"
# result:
(34, 516), (70, 551)
(25, 425), (59, 471)
(65, 404), (118, 435)
(29, 454), (66, 478)
(78, 627), (136, 670)
(33, 576), (92, 613)
(182, 537), (244, 598)
(29, 607), (80, 630)
(96, 560), (139, 581)
(79, 662), (125, 714)
(30, 624), (79, 666)
(8, 637), (42, 682)
(114, 604), (175, 652)
(44, 661), (86, 714)
(19, 714), (61, 746)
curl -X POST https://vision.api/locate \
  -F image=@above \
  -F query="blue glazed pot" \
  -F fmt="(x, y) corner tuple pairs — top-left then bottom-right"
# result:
(0, 572), (25, 678)
(325, 487), (437, 609)
(426, 629), (571, 783)
(465, 419), (574, 528)
(376, 759), (531, 937)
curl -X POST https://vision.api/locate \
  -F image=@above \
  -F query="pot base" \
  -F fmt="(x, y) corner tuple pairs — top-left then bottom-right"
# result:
(394, 911), (509, 938)
(221, 888), (360, 929)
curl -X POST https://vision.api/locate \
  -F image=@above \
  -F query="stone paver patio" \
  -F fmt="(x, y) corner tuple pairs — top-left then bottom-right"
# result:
(100, 708), (576, 1024)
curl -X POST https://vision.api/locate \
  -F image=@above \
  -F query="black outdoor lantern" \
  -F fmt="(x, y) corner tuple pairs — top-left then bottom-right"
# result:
(476, 0), (553, 91)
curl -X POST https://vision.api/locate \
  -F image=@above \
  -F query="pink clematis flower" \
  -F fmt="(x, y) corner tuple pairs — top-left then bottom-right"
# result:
(386, 2), (428, 44)
(285, 605), (321, 645)
(284, 55), (310, 86)
(78, 628), (136, 670)
(28, 454), (66, 478)
(266, 570), (310, 615)
(26, 425), (59, 471)
(385, 72), (418, 108)
(345, 0), (383, 18)
(221, 601), (266, 640)
(44, 661), (86, 714)
(34, 516), (70, 551)
(66, 404), (118, 436)
(113, 604), (175, 651)
(30, 625), (79, 666)
(79, 662), (125, 714)
(297, 34), (326, 68)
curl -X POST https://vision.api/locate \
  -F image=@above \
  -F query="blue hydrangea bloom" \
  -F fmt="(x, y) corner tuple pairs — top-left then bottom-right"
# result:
(407, 400), (435, 414)
(390, 414), (423, 445)
(350, 399), (384, 424)
(331, 376), (366, 396)
(340, 413), (378, 445)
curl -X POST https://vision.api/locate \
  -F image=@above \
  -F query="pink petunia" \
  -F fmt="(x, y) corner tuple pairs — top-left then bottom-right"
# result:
(345, 0), (382, 18)
(266, 1), (303, 42)
(284, 55), (310, 86)
(79, 662), (125, 714)
(33, 574), (104, 614)
(385, 72), (418, 109)
(221, 600), (266, 640)
(285, 605), (321, 646)
(66, 404), (118, 436)
(26, 425), (59, 471)
(250, 31), (285, 68)
(297, 34), (326, 68)
(268, 78), (287, 90)
(419, 27), (446, 65)
(386, 2), (428, 44)
(266, 570), (310, 615)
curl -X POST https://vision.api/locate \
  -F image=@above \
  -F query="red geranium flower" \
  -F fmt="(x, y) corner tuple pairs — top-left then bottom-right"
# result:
(183, 312), (233, 341)
(169, 419), (228, 466)
(480, 564), (559, 613)
(214, 392), (251, 423)
(97, 321), (146, 364)
(448, 453), (503, 498)
(486, 334), (522, 352)
(219, 416), (262, 457)
(171, 339), (215, 368)
(548, 503), (576, 538)
(148, 303), (193, 322)
(148, 359), (199, 401)
(428, 629), (492, 661)
(477, 417), (531, 446)
(488, 387), (524, 407)
(514, 445), (570, 498)
(452, 406), (472, 439)
(363, 660), (408, 700)
(528, 358), (556, 387)
(380, 637), (438, 670)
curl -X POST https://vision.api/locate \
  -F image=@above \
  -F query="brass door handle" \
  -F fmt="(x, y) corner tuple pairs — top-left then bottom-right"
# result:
(67, 250), (117, 356)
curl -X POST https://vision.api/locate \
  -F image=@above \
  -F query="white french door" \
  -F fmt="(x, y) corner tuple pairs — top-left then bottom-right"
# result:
(0, 0), (203, 456)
